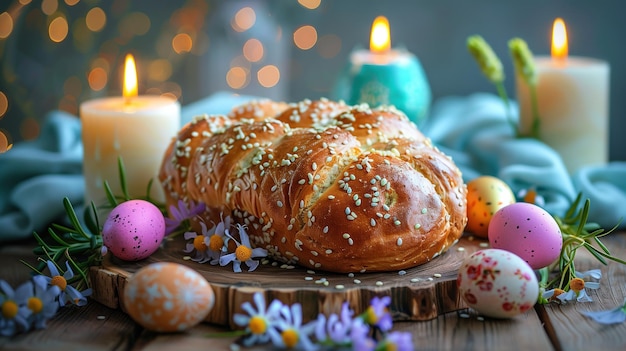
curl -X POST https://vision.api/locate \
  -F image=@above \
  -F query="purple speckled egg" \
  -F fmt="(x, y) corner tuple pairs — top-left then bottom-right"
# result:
(488, 202), (562, 269)
(102, 199), (166, 261)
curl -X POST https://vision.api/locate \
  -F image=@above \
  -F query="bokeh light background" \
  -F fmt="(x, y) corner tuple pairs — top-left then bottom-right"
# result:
(1, 0), (624, 161)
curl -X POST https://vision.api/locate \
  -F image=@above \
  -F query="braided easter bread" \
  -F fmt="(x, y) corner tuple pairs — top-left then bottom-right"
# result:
(159, 98), (467, 273)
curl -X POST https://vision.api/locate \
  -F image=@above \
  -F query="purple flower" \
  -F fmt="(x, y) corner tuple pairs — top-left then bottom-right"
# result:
(0, 280), (31, 336)
(270, 303), (318, 350)
(204, 215), (232, 265)
(379, 331), (414, 351)
(315, 301), (354, 345)
(233, 292), (283, 347)
(349, 318), (376, 351)
(364, 295), (393, 332)
(34, 260), (92, 307)
(15, 278), (61, 330)
(164, 199), (206, 234)
(219, 224), (267, 272)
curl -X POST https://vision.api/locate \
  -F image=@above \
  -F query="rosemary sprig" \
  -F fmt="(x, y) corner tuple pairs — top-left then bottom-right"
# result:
(101, 157), (166, 215)
(541, 193), (624, 294)
(23, 198), (103, 291)
(25, 156), (164, 290)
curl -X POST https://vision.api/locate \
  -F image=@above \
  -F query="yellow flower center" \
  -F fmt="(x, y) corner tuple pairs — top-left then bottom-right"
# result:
(235, 245), (252, 262)
(549, 289), (565, 302)
(208, 234), (224, 251)
(570, 278), (585, 292)
(363, 306), (378, 325)
(27, 297), (43, 314)
(193, 235), (208, 251)
(50, 275), (67, 291)
(249, 315), (267, 335)
(1, 300), (19, 319)
(281, 328), (299, 348)
(383, 342), (398, 351)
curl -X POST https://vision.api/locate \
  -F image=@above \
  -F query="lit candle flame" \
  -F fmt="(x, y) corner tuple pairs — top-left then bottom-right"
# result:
(370, 16), (391, 53)
(123, 53), (138, 103)
(551, 18), (568, 63)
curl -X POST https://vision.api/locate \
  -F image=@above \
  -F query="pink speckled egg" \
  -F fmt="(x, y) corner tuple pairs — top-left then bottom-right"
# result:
(102, 199), (166, 261)
(488, 202), (562, 269)
(123, 262), (215, 332)
(457, 249), (539, 318)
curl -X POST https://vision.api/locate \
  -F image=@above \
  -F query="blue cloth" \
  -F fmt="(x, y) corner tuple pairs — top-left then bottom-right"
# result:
(1, 92), (624, 243)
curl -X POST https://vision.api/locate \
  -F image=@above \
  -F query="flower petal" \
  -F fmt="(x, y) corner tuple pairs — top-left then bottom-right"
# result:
(582, 308), (626, 324)
(245, 259), (260, 272)
(46, 261), (61, 277)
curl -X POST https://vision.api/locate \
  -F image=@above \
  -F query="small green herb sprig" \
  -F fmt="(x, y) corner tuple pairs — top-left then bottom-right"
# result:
(101, 157), (166, 214)
(23, 157), (163, 291)
(539, 193), (625, 300)
(22, 199), (102, 292)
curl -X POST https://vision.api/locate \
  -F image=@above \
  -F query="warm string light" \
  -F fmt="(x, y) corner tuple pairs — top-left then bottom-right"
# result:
(2, 2), (336, 143)
(551, 17), (568, 64)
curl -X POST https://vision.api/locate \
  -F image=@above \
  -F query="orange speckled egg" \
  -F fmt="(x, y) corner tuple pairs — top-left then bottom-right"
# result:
(123, 262), (215, 332)
(466, 176), (516, 238)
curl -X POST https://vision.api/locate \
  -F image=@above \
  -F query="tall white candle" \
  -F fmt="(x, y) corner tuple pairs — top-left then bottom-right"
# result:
(516, 18), (610, 174)
(80, 55), (180, 210)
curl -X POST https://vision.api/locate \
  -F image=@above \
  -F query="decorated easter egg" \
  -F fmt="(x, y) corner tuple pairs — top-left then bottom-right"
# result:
(102, 199), (166, 261)
(488, 202), (562, 269)
(457, 249), (539, 318)
(123, 262), (215, 332)
(466, 176), (516, 238)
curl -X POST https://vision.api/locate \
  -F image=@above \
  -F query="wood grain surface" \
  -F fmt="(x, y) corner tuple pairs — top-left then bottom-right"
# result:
(89, 234), (486, 329)
(2, 233), (626, 350)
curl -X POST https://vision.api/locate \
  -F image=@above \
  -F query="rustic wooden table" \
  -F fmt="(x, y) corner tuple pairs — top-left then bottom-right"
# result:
(1, 232), (625, 351)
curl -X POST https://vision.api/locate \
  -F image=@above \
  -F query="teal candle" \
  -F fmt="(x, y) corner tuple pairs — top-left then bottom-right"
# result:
(337, 48), (432, 127)
(334, 16), (431, 127)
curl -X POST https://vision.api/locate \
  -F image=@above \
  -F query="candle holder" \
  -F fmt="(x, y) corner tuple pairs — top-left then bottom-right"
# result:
(334, 47), (432, 127)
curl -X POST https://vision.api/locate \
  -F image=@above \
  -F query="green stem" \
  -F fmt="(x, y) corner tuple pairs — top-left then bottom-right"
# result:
(495, 82), (517, 135)
(538, 267), (549, 288)
(529, 85), (541, 138)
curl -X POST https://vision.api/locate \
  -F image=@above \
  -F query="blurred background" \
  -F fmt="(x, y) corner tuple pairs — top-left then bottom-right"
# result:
(0, 0), (624, 160)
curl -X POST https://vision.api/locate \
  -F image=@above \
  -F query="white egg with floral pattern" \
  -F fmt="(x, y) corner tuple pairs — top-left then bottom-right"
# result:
(457, 249), (539, 319)
(122, 262), (215, 332)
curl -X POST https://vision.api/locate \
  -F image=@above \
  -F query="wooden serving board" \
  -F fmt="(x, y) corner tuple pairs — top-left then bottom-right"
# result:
(89, 234), (485, 329)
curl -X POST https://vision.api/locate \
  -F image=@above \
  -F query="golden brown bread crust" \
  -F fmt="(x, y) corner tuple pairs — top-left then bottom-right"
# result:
(159, 98), (467, 273)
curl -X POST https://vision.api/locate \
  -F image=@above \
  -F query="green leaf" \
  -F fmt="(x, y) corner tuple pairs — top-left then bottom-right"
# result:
(583, 243), (609, 265)
(84, 201), (99, 235)
(594, 236), (611, 255)
(103, 180), (118, 207)
(47, 227), (71, 247)
(564, 193), (582, 220)
(63, 197), (90, 240)
(118, 156), (131, 201)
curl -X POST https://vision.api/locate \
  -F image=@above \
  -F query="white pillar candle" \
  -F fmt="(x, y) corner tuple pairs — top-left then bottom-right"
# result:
(516, 18), (610, 174)
(81, 96), (180, 208)
(80, 54), (180, 210)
